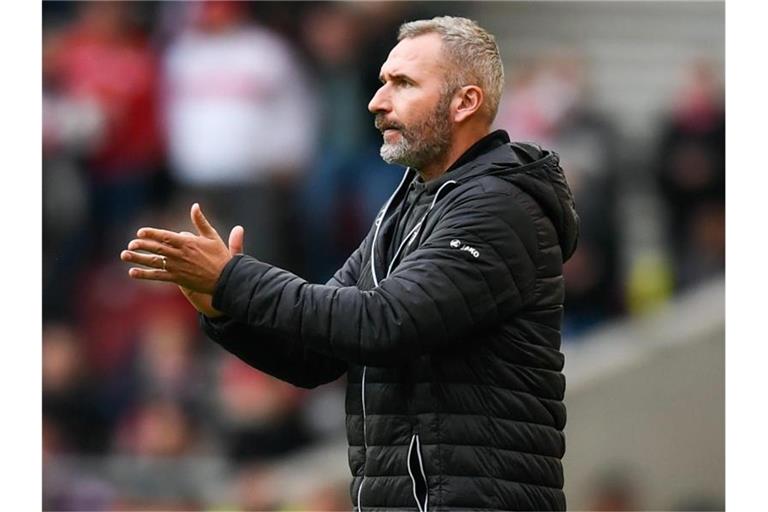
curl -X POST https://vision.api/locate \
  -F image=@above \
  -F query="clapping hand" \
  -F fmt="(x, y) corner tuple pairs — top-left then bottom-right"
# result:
(120, 203), (245, 317)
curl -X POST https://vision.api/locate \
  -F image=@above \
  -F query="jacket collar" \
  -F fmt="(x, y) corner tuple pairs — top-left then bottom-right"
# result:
(414, 130), (511, 194)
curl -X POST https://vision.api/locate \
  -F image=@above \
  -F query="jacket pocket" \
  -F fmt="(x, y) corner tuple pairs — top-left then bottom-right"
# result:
(407, 433), (429, 512)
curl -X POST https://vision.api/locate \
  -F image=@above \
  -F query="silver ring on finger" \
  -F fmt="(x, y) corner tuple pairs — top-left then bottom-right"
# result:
(161, 256), (167, 271)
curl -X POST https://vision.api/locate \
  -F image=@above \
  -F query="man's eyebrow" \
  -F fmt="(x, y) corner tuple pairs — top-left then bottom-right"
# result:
(379, 72), (415, 84)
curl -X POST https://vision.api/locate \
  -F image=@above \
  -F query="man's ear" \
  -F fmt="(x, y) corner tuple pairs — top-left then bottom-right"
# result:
(453, 85), (484, 123)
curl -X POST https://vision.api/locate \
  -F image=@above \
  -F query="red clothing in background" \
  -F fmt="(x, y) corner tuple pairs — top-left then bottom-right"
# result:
(48, 26), (163, 179)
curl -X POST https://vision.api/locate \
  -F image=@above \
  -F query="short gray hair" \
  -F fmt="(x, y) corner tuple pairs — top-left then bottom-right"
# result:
(398, 16), (504, 123)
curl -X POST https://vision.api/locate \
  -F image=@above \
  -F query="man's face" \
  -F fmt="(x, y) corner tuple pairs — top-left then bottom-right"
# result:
(369, 34), (455, 170)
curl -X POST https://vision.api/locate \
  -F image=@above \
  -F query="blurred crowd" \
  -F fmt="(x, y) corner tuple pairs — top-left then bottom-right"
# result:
(42, 1), (724, 510)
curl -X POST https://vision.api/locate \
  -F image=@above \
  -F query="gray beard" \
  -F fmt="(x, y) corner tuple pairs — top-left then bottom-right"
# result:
(379, 95), (453, 170)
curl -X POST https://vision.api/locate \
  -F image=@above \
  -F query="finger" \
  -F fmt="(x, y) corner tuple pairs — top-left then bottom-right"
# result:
(126, 238), (181, 257)
(191, 203), (219, 240)
(179, 231), (195, 237)
(127, 267), (176, 282)
(137, 227), (185, 248)
(121, 250), (168, 269)
(228, 225), (245, 255)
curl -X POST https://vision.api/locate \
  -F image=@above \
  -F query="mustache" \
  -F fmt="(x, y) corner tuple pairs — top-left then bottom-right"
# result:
(374, 116), (405, 132)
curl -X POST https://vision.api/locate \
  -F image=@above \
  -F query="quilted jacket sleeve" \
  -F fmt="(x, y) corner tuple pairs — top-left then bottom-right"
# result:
(199, 241), (366, 388)
(211, 190), (539, 367)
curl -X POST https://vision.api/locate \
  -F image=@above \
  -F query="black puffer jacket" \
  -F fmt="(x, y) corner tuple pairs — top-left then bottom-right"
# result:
(202, 131), (579, 511)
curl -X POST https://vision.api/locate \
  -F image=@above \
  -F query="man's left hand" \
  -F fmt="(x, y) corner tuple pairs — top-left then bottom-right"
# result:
(121, 203), (233, 294)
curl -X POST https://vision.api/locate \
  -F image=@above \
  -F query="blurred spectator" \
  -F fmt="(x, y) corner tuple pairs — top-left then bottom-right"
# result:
(72, 258), (199, 436)
(43, 323), (110, 454)
(215, 355), (312, 463)
(43, 457), (116, 512)
(585, 466), (642, 511)
(132, 313), (207, 407)
(162, 0), (317, 270)
(113, 398), (198, 458)
(75, 259), (197, 375)
(654, 59), (725, 291)
(297, 2), (423, 281)
(109, 399), (205, 510)
(297, 3), (369, 281)
(43, 1), (164, 319)
(233, 463), (283, 511)
(496, 58), (560, 146)
(296, 482), (353, 511)
(44, 1), (164, 246)
(496, 51), (622, 337)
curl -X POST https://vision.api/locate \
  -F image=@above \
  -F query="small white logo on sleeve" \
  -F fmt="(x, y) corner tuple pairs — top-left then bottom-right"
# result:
(449, 239), (480, 258)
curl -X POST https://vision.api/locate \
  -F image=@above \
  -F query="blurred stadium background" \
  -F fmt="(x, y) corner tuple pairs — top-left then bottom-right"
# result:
(42, 1), (724, 510)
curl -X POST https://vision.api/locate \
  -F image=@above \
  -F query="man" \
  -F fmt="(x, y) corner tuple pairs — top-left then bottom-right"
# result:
(121, 16), (579, 511)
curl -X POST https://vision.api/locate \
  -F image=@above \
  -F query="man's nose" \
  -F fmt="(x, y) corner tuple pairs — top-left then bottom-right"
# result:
(368, 85), (390, 114)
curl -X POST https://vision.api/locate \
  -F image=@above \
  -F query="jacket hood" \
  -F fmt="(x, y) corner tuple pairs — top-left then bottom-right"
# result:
(449, 136), (580, 261)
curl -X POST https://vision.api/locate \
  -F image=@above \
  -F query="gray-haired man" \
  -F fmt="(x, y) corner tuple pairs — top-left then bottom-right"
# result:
(122, 16), (578, 511)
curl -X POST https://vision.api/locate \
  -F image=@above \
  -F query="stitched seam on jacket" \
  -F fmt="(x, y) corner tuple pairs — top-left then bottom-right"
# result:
(362, 412), (560, 430)
(363, 352), (563, 374)
(437, 407), (444, 507)
(425, 442), (562, 462)
(359, 473), (562, 492)
(364, 441), (561, 462)
(424, 379), (563, 403)
(360, 380), (564, 403)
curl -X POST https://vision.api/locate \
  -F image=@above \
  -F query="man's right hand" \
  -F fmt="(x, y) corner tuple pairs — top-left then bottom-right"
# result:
(178, 222), (245, 318)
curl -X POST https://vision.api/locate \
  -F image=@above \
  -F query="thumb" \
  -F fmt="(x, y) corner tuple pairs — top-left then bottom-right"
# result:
(190, 203), (219, 239)
(228, 225), (245, 255)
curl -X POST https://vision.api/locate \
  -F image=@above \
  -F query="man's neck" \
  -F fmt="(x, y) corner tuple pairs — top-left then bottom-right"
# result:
(417, 126), (491, 182)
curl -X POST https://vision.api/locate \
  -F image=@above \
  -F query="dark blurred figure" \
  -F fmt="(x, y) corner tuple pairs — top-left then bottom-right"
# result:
(297, 2), (422, 282)
(214, 355), (313, 463)
(72, 258), (200, 435)
(43, 323), (110, 454)
(586, 466), (642, 511)
(161, 0), (316, 272)
(43, 322), (118, 511)
(110, 398), (205, 510)
(113, 398), (198, 458)
(497, 51), (622, 337)
(43, 449), (116, 512)
(233, 463), (283, 511)
(298, 3), (369, 281)
(296, 480), (352, 510)
(131, 311), (209, 408)
(43, 1), (164, 319)
(654, 59), (725, 291)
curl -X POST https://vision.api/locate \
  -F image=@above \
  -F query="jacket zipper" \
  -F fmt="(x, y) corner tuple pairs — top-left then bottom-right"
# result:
(362, 171), (454, 510)
(407, 433), (429, 512)
(360, 168), (411, 511)
(356, 365), (367, 510)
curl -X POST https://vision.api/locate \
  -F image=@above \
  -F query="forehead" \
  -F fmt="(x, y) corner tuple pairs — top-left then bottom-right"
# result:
(380, 33), (446, 79)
